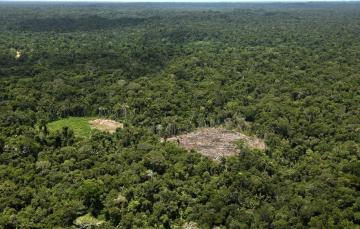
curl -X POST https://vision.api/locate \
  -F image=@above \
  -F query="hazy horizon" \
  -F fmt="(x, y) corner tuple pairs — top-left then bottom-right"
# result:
(0, 0), (358, 2)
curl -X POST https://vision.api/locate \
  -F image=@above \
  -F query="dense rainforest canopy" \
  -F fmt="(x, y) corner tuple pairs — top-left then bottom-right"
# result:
(0, 2), (359, 228)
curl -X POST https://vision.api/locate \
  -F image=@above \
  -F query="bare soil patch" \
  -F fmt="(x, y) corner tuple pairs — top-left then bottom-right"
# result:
(167, 127), (266, 160)
(89, 119), (123, 133)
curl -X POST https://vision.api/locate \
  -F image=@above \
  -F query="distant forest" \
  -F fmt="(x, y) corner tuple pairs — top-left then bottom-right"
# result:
(0, 2), (359, 228)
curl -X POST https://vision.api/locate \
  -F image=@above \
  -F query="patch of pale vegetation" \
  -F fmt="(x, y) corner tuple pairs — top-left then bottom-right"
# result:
(114, 194), (127, 205)
(89, 119), (123, 133)
(15, 51), (21, 60)
(74, 214), (104, 228)
(182, 221), (199, 229)
(168, 127), (266, 161)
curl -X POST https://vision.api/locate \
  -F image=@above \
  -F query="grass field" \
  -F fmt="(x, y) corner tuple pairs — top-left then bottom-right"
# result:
(47, 117), (123, 138)
(47, 117), (93, 138)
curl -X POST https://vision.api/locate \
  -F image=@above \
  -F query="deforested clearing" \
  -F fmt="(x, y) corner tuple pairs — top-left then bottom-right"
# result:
(168, 127), (266, 160)
(48, 117), (123, 137)
(89, 119), (123, 133)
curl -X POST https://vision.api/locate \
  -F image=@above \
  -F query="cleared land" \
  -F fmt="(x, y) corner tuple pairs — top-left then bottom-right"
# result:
(168, 128), (266, 160)
(89, 119), (123, 133)
(48, 117), (123, 138)
(47, 117), (92, 138)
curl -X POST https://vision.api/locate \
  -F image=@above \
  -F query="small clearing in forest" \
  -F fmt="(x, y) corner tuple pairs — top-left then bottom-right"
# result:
(89, 119), (123, 133)
(167, 127), (266, 160)
(48, 117), (123, 138)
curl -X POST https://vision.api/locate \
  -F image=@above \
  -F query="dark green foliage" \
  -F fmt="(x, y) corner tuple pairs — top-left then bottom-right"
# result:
(0, 2), (359, 228)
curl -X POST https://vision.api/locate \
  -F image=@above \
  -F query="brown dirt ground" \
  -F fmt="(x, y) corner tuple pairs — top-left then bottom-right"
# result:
(167, 127), (266, 161)
(89, 119), (123, 133)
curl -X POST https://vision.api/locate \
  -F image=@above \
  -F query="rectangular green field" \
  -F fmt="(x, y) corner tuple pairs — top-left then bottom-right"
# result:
(47, 117), (93, 138)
